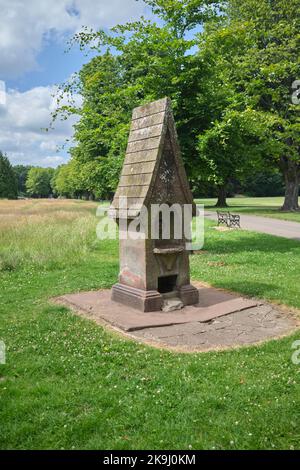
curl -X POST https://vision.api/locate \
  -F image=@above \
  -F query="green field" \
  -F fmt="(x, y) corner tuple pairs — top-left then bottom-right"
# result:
(0, 199), (300, 450)
(197, 197), (300, 223)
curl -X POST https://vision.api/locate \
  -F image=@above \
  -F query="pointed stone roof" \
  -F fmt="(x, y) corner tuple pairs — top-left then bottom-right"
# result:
(110, 97), (194, 218)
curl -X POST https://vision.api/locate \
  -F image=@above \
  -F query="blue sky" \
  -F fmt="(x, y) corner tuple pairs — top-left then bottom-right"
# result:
(0, 0), (151, 167)
(7, 40), (88, 92)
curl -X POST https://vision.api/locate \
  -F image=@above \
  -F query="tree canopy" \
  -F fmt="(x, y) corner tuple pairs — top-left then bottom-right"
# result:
(13, 165), (32, 196)
(209, 0), (300, 209)
(26, 167), (54, 198)
(52, 0), (300, 210)
(0, 152), (18, 199)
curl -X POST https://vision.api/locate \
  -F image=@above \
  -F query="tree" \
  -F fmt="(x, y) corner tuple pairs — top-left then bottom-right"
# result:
(51, 164), (73, 198)
(195, 0), (299, 207)
(243, 170), (285, 197)
(26, 167), (54, 198)
(221, 0), (300, 210)
(198, 109), (281, 206)
(0, 152), (18, 199)
(54, 1), (220, 199)
(54, 0), (299, 208)
(13, 165), (32, 195)
(51, 161), (88, 199)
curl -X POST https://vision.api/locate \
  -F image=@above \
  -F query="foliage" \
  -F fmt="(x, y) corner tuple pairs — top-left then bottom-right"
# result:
(13, 165), (32, 195)
(51, 163), (79, 198)
(199, 0), (300, 208)
(51, 156), (124, 200)
(54, 1), (222, 198)
(198, 109), (283, 189)
(243, 171), (285, 198)
(0, 151), (18, 199)
(26, 167), (54, 198)
(51, 0), (300, 208)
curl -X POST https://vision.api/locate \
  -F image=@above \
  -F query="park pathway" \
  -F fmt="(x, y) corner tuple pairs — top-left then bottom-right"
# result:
(205, 212), (300, 241)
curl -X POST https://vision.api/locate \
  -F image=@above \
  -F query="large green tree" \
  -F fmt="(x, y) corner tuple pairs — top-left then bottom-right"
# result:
(54, 0), (299, 208)
(26, 167), (54, 198)
(51, 164), (73, 198)
(54, 0), (220, 198)
(0, 152), (18, 199)
(198, 109), (282, 206)
(204, 0), (300, 209)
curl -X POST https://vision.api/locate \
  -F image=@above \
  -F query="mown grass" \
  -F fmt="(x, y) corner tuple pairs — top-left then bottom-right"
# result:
(0, 199), (300, 450)
(197, 197), (300, 223)
(191, 224), (300, 308)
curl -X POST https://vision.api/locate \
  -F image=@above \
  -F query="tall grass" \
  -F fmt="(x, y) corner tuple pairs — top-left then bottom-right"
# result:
(0, 199), (100, 271)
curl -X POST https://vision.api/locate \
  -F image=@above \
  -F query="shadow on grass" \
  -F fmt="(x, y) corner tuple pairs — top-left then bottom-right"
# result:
(204, 230), (300, 255)
(190, 226), (300, 306)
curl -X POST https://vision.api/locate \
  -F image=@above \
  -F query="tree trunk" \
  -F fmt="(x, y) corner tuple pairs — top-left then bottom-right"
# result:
(215, 185), (228, 207)
(280, 158), (300, 211)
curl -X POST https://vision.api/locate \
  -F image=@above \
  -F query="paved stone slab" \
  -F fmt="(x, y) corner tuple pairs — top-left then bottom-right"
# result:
(133, 305), (298, 351)
(56, 283), (260, 332)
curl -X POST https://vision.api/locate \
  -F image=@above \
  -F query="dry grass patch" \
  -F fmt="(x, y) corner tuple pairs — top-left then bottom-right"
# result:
(0, 199), (101, 271)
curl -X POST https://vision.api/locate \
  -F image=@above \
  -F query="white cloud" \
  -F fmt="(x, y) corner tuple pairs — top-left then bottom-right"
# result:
(0, 80), (6, 106)
(0, 0), (147, 79)
(40, 141), (59, 152)
(0, 0), (150, 167)
(0, 84), (79, 167)
(43, 155), (67, 165)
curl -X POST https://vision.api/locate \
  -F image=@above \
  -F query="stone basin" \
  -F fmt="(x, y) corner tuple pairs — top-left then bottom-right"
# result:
(153, 246), (184, 254)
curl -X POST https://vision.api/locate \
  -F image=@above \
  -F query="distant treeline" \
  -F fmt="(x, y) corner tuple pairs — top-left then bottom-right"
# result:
(0, 151), (287, 200)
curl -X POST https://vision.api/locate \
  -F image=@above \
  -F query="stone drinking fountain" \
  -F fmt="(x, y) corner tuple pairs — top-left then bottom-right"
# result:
(109, 97), (199, 312)
(56, 98), (277, 345)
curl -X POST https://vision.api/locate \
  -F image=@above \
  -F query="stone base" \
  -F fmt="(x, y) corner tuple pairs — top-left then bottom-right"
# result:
(54, 285), (298, 350)
(111, 283), (163, 312)
(112, 282), (200, 312)
(179, 284), (199, 306)
(55, 282), (263, 332)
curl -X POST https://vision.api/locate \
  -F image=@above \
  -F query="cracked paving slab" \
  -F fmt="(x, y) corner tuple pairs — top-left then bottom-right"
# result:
(133, 305), (299, 351)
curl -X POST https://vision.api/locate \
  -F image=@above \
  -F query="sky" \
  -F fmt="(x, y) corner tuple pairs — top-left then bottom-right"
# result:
(0, 0), (151, 168)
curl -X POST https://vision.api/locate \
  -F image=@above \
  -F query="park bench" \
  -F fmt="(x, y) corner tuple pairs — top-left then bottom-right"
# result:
(217, 211), (241, 228)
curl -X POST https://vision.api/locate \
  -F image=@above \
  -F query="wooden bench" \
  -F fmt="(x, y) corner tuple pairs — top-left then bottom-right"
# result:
(217, 211), (241, 228)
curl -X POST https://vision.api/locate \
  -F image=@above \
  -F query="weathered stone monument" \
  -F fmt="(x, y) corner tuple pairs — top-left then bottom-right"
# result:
(110, 97), (199, 312)
(57, 101), (288, 346)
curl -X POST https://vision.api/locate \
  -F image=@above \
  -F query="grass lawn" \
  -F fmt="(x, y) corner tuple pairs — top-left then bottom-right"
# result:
(197, 196), (300, 223)
(0, 199), (300, 450)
